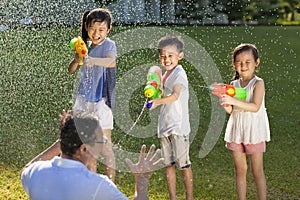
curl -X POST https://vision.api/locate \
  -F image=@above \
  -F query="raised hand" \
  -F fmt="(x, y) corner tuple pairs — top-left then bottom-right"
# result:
(125, 144), (163, 178)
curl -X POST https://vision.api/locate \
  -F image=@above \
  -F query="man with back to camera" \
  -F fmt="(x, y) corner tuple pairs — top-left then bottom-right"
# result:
(21, 110), (163, 200)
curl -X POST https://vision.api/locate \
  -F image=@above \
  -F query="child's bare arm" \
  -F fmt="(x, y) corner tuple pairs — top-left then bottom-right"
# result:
(84, 52), (116, 68)
(150, 84), (182, 109)
(68, 53), (80, 74)
(68, 52), (116, 73)
(221, 80), (265, 112)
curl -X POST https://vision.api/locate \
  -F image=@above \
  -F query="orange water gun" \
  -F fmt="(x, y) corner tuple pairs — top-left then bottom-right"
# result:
(69, 36), (88, 65)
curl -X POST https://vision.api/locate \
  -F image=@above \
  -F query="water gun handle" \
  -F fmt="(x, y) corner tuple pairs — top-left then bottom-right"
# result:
(77, 56), (84, 66)
(78, 57), (84, 66)
(146, 101), (153, 109)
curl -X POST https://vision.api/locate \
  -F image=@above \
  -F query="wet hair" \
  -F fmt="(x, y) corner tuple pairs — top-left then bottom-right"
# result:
(60, 115), (99, 157)
(81, 8), (113, 44)
(81, 10), (90, 44)
(158, 34), (184, 53)
(232, 43), (259, 80)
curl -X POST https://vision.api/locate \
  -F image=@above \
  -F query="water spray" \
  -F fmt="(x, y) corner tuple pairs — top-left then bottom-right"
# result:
(127, 66), (163, 133)
(127, 98), (148, 134)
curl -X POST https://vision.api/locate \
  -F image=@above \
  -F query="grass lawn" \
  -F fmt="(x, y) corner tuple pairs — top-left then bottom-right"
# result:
(0, 25), (299, 199)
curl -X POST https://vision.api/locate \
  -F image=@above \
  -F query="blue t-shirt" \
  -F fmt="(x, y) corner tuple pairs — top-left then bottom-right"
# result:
(21, 157), (128, 200)
(78, 38), (117, 110)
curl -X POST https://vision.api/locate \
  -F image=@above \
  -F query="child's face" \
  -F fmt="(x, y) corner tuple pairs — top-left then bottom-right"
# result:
(233, 50), (260, 79)
(87, 20), (111, 46)
(159, 45), (183, 71)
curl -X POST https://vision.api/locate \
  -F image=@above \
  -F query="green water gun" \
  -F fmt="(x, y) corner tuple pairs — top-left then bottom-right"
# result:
(144, 66), (163, 108)
(209, 83), (246, 107)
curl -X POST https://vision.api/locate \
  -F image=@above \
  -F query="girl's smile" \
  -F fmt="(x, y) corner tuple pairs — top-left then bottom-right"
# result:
(87, 21), (110, 46)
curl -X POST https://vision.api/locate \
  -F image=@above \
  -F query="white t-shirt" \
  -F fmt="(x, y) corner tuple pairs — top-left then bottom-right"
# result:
(21, 156), (128, 200)
(158, 65), (190, 137)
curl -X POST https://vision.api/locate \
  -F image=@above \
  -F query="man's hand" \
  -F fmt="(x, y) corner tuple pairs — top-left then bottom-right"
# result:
(125, 144), (164, 200)
(125, 144), (163, 178)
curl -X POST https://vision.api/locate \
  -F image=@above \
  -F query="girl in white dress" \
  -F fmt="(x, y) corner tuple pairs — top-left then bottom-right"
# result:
(213, 43), (270, 200)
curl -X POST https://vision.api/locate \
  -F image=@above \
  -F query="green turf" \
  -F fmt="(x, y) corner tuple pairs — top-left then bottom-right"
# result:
(0, 25), (299, 199)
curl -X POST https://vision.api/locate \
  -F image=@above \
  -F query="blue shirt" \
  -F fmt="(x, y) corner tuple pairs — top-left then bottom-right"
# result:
(21, 157), (128, 200)
(78, 38), (117, 111)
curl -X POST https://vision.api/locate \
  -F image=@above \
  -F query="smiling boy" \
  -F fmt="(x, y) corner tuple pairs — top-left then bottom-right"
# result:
(149, 35), (194, 200)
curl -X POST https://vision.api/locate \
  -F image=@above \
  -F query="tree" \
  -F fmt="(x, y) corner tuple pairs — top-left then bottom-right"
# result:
(217, 0), (282, 24)
(94, 0), (117, 7)
(218, 0), (252, 22)
(174, 0), (204, 22)
(280, 0), (300, 21)
(249, 0), (281, 24)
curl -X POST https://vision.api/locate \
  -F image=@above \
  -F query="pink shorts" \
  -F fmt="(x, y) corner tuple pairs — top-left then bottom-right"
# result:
(226, 142), (266, 154)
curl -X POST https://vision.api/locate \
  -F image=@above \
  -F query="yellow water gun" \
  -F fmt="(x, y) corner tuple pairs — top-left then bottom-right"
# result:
(69, 36), (88, 65)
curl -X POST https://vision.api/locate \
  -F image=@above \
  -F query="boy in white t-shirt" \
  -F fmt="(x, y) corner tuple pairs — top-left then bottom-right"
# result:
(149, 35), (194, 200)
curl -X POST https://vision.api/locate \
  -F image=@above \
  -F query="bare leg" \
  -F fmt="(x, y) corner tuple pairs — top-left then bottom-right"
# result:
(182, 167), (194, 200)
(250, 153), (266, 200)
(165, 165), (177, 200)
(232, 151), (248, 200)
(101, 129), (116, 182)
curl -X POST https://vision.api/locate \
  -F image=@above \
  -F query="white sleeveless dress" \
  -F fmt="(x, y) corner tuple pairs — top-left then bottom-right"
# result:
(224, 76), (271, 144)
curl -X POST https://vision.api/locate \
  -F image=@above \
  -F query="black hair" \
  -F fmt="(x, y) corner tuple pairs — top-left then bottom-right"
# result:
(158, 34), (184, 53)
(81, 10), (90, 44)
(81, 8), (113, 44)
(60, 115), (99, 157)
